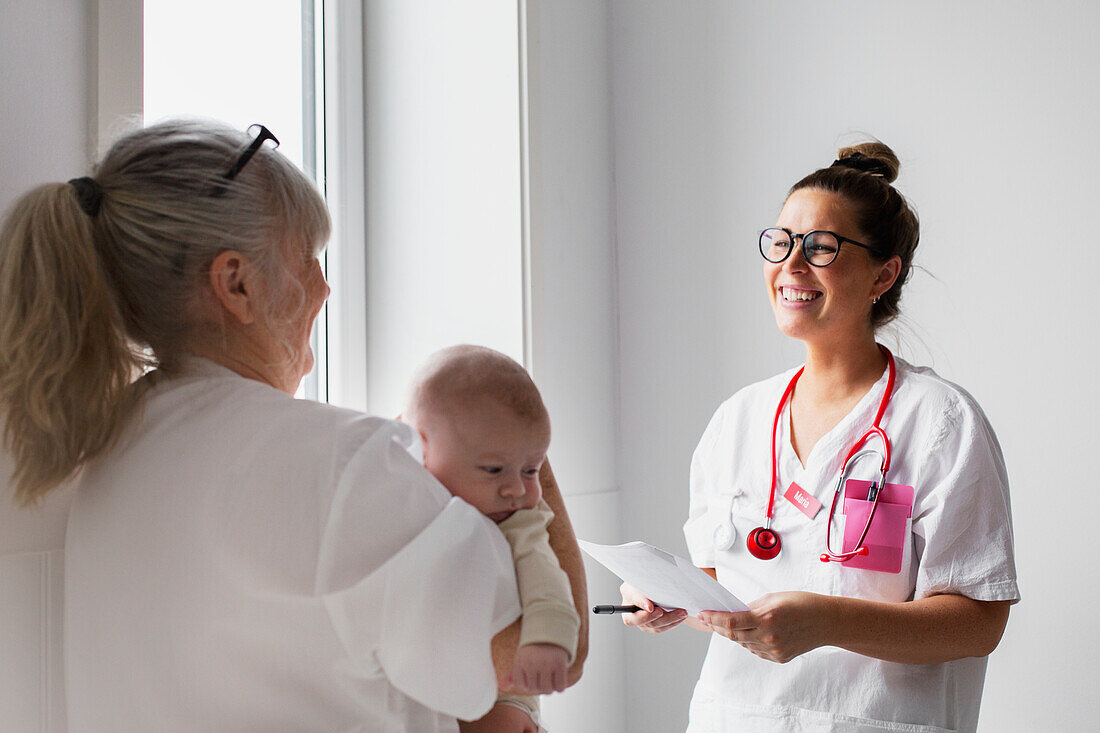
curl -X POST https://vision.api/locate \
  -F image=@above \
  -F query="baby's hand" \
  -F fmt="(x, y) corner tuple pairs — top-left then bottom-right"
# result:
(507, 643), (569, 694)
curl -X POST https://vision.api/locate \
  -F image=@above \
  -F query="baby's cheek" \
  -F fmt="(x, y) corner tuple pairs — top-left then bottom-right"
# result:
(527, 484), (542, 508)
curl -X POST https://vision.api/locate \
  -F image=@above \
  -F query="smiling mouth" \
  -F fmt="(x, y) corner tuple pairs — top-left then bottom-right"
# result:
(779, 286), (822, 302)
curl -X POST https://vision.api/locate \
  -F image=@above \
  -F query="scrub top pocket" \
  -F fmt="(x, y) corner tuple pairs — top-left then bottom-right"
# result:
(840, 480), (915, 574)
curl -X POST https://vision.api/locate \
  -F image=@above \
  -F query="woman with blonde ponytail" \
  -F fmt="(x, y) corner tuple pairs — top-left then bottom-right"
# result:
(0, 120), (530, 732)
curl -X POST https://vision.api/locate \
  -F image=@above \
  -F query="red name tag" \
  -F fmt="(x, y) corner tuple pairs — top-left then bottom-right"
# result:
(783, 482), (823, 519)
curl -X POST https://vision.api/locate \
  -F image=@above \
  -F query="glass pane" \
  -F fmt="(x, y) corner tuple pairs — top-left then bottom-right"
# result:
(144, 0), (305, 167)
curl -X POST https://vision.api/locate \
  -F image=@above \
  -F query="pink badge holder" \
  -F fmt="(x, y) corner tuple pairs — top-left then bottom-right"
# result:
(840, 479), (915, 573)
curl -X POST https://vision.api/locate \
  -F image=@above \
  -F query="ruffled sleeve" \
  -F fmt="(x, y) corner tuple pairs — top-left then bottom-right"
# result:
(322, 497), (520, 720)
(317, 420), (520, 722)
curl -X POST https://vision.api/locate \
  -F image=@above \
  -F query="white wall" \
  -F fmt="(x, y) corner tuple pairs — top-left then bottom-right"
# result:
(0, 0), (94, 207)
(0, 3), (93, 730)
(610, 1), (1099, 731)
(522, 1), (623, 729)
(361, 0), (525, 417)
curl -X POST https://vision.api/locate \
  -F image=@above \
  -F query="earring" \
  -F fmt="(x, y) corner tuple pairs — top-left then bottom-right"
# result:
(872, 295), (880, 304)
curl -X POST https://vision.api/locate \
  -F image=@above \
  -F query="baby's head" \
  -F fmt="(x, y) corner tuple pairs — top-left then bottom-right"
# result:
(404, 345), (550, 523)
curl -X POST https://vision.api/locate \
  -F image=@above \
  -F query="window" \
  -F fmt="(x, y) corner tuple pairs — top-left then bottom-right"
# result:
(141, 0), (526, 418)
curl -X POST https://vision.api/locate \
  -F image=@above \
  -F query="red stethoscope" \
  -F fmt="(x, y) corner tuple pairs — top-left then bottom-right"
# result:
(746, 345), (896, 562)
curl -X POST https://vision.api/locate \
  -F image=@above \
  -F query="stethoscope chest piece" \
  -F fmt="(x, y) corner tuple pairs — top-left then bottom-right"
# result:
(747, 526), (782, 560)
(714, 521), (736, 551)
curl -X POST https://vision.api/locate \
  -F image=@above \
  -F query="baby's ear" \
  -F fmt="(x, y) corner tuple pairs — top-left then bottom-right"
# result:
(416, 430), (431, 463)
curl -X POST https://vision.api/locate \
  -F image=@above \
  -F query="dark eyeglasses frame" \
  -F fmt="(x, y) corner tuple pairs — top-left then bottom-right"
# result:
(211, 124), (280, 197)
(758, 227), (881, 268)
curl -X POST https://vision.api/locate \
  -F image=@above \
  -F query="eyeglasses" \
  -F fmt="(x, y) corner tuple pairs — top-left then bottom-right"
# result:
(211, 124), (280, 197)
(758, 227), (880, 268)
(225, 124), (279, 180)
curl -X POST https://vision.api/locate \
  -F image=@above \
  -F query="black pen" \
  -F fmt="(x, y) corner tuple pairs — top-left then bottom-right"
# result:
(592, 604), (642, 614)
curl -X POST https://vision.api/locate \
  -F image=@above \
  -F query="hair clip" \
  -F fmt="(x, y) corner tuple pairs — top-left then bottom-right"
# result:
(68, 177), (103, 217)
(830, 152), (885, 176)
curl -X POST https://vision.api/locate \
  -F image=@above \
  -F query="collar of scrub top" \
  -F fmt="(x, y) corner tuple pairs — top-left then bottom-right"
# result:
(749, 344), (896, 561)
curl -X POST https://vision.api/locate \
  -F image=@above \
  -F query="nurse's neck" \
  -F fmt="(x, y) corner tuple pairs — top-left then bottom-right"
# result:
(799, 334), (888, 403)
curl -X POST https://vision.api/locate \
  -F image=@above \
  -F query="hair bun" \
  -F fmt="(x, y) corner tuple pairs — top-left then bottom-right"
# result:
(833, 142), (900, 183)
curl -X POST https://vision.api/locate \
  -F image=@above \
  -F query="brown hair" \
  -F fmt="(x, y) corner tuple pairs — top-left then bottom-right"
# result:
(0, 119), (330, 504)
(789, 140), (919, 329)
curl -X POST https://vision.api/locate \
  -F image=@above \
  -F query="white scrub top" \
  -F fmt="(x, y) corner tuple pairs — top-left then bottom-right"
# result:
(683, 358), (1019, 733)
(65, 358), (520, 732)
(0, 449), (73, 733)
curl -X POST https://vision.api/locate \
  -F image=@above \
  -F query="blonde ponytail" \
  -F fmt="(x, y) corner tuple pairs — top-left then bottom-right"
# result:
(0, 184), (141, 505)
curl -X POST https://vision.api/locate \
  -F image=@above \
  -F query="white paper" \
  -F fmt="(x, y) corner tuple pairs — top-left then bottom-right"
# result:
(578, 539), (748, 616)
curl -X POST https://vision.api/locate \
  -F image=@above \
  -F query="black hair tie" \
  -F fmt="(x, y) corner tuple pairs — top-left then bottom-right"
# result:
(830, 152), (888, 177)
(68, 177), (103, 218)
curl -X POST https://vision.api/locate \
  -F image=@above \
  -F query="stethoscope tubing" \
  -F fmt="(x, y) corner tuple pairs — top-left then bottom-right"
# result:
(756, 345), (897, 562)
(821, 447), (888, 562)
(766, 366), (804, 524)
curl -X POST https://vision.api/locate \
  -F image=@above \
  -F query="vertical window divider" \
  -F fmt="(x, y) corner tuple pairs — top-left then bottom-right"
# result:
(319, 0), (368, 412)
(94, 0), (143, 158)
(518, 0), (535, 374)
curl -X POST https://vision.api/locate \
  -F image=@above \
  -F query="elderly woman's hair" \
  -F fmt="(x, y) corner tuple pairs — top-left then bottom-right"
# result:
(0, 119), (330, 504)
(789, 140), (920, 330)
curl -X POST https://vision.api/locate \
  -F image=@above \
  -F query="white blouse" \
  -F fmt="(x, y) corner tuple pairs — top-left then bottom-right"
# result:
(65, 359), (520, 732)
(684, 357), (1019, 733)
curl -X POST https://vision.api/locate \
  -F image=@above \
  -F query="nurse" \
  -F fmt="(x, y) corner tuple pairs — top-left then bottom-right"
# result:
(0, 119), (583, 732)
(622, 142), (1018, 732)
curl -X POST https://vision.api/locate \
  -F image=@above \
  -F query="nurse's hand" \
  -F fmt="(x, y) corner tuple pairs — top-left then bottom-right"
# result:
(698, 591), (827, 663)
(619, 582), (689, 633)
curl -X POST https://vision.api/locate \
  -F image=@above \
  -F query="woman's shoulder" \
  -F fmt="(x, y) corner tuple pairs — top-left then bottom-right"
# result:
(894, 358), (991, 420)
(225, 386), (422, 469)
(140, 359), (420, 467)
(893, 357), (1002, 454)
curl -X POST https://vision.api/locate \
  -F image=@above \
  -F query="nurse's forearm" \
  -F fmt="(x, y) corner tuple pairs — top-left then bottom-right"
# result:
(490, 620), (524, 690)
(823, 593), (1011, 664)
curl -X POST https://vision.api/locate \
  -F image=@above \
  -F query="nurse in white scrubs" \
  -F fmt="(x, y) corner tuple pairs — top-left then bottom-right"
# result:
(0, 119), (583, 732)
(622, 142), (1018, 732)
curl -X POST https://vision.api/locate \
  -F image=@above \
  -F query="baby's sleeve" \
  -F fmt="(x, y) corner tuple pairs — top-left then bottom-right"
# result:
(497, 500), (580, 662)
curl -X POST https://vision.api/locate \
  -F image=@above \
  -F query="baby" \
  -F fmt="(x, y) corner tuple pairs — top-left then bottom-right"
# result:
(403, 345), (579, 718)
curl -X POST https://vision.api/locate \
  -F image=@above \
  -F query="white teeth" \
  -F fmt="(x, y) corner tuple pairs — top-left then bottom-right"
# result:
(781, 287), (820, 302)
